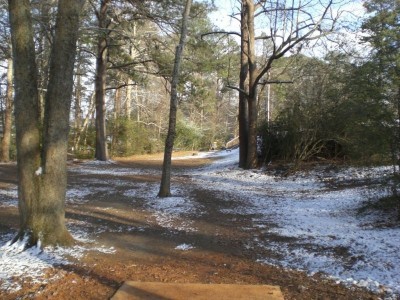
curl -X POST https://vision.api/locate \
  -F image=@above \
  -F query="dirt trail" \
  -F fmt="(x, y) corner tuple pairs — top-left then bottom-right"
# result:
(0, 155), (381, 299)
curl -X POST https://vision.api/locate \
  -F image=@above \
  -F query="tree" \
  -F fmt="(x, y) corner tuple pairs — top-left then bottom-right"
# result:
(8, 0), (84, 247)
(0, 0), (13, 162)
(232, 0), (340, 168)
(94, 0), (110, 161)
(0, 57), (12, 162)
(178, 12), (239, 151)
(362, 0), (400, 167)
(159, 0), (192, 197)
(261, 52), (395, 165)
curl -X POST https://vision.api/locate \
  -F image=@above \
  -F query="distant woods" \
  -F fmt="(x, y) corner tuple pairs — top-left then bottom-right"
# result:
(0, 0), (398, 168)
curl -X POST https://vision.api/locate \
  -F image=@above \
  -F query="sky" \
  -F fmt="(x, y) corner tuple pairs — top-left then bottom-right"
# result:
(208, 0), (239, 31)
(205, 0), (369, 57)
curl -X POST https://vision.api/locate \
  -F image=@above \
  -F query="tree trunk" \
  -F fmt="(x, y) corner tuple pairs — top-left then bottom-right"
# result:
(9, 0), (42, 247)
(159, 0), (192, 197)
(126, 42), (137, 120)
(126, 77), (132, 119)
(94, 0), (110, 161)
(73, 56), (83, 150)
(111, 86), (121, 154)
(397, 85), (400, 172)
(238, 0), (249, 168)
(37, 1), (51, 123)
(39, 0), (83, 246)
(9, 0), (84, 247)
(74, 93), (96, 151)
(245, 0), (259, 169)
(1, 57), (13, 162)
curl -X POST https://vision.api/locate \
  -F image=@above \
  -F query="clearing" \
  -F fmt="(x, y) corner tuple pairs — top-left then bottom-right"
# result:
(0, 149), (399, 299)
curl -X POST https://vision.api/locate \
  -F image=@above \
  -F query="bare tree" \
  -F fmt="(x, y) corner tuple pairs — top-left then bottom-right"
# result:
(215, 0), (339, 168)
(158, 0), (192, 197)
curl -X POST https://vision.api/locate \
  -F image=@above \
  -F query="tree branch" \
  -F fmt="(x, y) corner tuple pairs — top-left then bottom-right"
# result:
(226, 84), (249, 96)
(105, 83), (137, 91)
(201, 31), (241, 40)
(108, 59), (154, 70)
(258, 80), (294, 85)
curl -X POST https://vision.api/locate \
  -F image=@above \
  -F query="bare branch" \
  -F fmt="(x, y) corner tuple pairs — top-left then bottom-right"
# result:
(105, 83), (137, 91)
(258, 80), (294, 85)
(226, 84), (249, 96)
(201, 31), (241, 40)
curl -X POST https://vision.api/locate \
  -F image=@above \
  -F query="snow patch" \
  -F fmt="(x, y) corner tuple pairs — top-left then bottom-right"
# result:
(0, 187), (18, 207)
(0, 228), (116, 293)
(175, 243), (194, 251)
(35, 167), (42, 176)
(147, 186), (200, 232)
(190, 150), (399, 297)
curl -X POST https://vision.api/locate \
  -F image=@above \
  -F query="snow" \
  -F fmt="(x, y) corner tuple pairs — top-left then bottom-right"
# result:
(35, 167), (42, 176)
(1, 149), (399, 298)
(0, 221), (115, 293)
(190, 149), (400, 297)
(0, 187), (18, 207)
(175, 243), (195, 251)
(147, 185), (202, 232)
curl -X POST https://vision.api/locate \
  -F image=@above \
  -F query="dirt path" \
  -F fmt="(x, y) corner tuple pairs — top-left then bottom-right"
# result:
(0, 154), (382, 299)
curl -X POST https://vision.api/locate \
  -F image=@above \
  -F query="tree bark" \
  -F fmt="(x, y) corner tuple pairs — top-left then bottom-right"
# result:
(397, 85), (400, 171)
(39, 0), (83, 246)
(74, 93), (96, 151)
(73, 55), (83, 150)
(245, 0), (258, 169)
(1, 57), (13, 162)
(94, 0), (110, 161)
(9, 0), (84, 247)
(236, 0), (334, 169)
(9, 0), (42, 247)
(238, 0), (249, 168)
(159, 0), (192, 197)
(126, 77), (133, 119)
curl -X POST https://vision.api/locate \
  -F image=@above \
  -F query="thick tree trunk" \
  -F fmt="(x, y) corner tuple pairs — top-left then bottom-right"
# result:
(238, 0), (249, 168)
(9, 0), (42, 247)
(1, 57), (13, 162)
(39, 0), (83, 246)
(94, 0), (110, 161)
(159, 0), (192, 197)
(9, 0), (84, 247)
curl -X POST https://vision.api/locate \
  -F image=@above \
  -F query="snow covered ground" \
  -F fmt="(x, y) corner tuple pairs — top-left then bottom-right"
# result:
(153, 149), (398, 298)
(187, 149), (400, 298)
(0, 149), (399, 298)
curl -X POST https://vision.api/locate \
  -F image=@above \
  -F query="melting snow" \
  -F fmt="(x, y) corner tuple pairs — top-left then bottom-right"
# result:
(0, 227), (115, 292)
(175, 243), (195, 251)
(147, 186), (201, 232)
(0, 188), (18, 207)
(1, 149), (399, 298)
(191, 149), (400, 297)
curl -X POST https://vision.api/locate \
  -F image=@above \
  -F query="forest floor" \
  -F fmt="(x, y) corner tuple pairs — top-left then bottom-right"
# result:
(0, 149), (399, 300)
